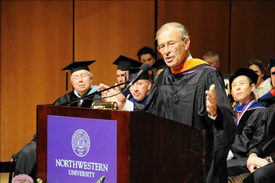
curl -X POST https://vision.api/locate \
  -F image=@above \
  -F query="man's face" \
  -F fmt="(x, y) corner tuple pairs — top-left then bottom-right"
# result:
(71, 70), (93, 96)
(248, 64), (264, 88)
(116, 69), (129, 89)
(231, 75), (255, 105)
(129, 79), (151, 102)
(203, 57), (220, 69)
(140, 54), (155, 67)
(271, 67), (275, 88)
(157, 27), (190, 68)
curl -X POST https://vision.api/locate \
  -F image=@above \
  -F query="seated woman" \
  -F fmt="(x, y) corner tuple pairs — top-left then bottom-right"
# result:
(246, 59), (272, 100)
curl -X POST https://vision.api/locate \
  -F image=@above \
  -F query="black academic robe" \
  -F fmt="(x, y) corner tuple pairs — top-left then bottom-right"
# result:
(230, 102), (273, 160)
(230, 109), (266, 159)
(53, 90), (101, 107)
(135, 64), (236, 183)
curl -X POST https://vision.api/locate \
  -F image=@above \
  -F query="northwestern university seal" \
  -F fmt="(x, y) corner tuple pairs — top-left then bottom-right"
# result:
(72, 129), (90, 157)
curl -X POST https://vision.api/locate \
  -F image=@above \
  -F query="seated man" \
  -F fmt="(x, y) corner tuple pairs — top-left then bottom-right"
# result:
(128, 68), (152, 105)
(14, 60), (100, 181)
(227, 68), (266, 166)
(54, 60), (101, 106)
(113, 55), (142, 99)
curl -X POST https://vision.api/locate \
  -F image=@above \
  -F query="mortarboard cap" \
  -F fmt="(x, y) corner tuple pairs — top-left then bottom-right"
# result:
(113, 55), (142, 71)
(151, 59), (168, 70)
(129, 67), (149, 81)
(268, 57), (275, 69)
(62, 60), (96, 73)
(229, 68), (258, 87)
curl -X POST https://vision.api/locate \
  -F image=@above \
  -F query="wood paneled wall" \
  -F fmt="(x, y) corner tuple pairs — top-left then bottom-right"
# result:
(0, 0), (274, 161)
(1, 1), (73, 161)
(230, 1), (275, 73)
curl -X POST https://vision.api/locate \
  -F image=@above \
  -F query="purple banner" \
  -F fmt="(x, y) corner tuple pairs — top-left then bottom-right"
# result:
(47, 115), (117, 183)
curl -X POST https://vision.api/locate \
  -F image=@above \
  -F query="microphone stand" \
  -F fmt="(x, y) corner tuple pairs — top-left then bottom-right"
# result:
(59, 80), (130, 106)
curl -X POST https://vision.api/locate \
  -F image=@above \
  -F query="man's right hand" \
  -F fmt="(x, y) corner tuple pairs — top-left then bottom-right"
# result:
(98, 83), (126, 110)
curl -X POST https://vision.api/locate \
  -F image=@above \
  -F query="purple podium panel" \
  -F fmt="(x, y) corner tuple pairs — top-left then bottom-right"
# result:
(47, 115), (117, 183)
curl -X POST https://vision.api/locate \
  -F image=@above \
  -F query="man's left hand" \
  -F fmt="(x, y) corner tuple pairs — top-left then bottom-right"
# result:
(205, 84), (217, 117)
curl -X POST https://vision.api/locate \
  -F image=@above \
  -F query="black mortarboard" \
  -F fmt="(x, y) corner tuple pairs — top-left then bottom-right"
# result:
(229, 68), (258, 87)
(129, 67), (149, 81)
(113, 55), (142, 71)
(62, 60), (95, 73)
(151, 59), (168, 70)
(61, 60), (95, 90)
(268, 57), (275, 69)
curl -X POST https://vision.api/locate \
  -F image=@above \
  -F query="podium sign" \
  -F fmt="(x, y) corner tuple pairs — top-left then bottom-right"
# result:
(47, 115), (117, 183)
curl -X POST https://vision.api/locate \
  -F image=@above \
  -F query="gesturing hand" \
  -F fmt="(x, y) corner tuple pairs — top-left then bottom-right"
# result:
(205, 84), (217, 117)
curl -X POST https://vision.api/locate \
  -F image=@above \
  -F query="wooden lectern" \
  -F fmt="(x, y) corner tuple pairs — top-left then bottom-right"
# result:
(37, 105), (205, 183)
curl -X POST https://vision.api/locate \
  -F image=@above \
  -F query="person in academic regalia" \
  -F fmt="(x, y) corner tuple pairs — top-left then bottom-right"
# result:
(226, 68), (266, 169)
(128, 67), (152, 105)
(99, 22), (236, 183)
(14, 60), (100, 181)
(53, 60), (101, 106)
(113, 55), (142, 99)
(227, 58), (275, 183)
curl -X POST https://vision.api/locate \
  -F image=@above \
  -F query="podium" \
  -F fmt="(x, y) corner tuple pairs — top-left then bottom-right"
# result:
(37, 105), (205, 183)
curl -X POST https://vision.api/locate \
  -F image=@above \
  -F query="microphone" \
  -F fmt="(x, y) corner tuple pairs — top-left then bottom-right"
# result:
(127, 63), (151, 88)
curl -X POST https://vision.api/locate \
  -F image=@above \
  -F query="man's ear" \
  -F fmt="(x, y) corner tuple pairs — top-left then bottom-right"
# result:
(251, 83), (256, 92)
(183, 38), (190, 50)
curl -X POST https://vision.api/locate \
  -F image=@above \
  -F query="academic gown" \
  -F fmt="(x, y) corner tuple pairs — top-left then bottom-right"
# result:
(53, 88), (102, 107)
(234, 101), (266, 135)
(135, 63), (236, 183)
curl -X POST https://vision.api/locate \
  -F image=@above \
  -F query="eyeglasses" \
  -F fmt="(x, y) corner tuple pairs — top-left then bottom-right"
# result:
(157, 39), (184, 52)
(72, 73), (89, 82)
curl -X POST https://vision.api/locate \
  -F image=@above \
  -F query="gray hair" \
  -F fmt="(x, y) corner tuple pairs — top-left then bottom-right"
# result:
(156, 22), (190, 41)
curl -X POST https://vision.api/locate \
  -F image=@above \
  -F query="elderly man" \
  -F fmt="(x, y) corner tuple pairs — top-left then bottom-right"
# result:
(203, 51), (220, 69)
(14, 61), (100, 180)
(53, 60), (101, 106)
(128, 68), (151, 105)
(100, 22), (235, 183)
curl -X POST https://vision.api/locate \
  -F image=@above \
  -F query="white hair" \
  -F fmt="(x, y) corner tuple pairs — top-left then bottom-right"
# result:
(156, 22), (190, 41)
